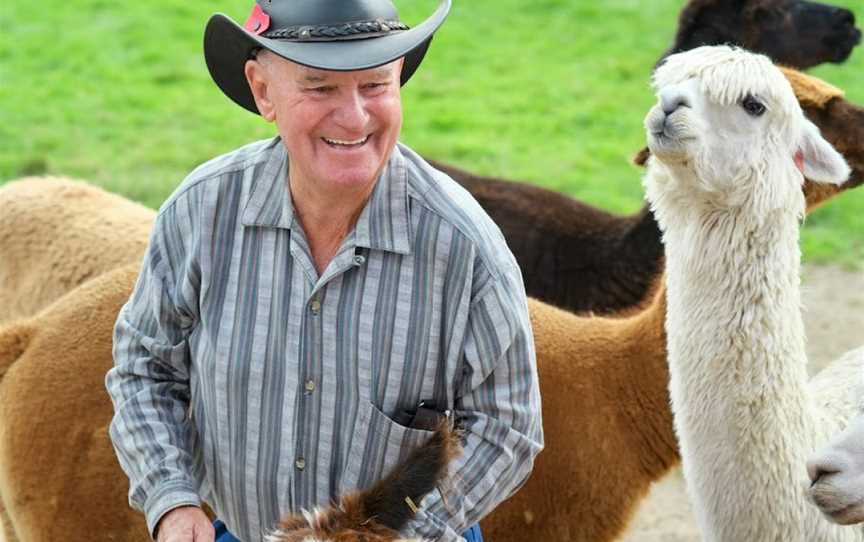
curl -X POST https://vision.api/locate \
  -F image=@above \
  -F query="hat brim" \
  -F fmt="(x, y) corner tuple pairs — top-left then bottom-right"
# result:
(204, 0), (451, 114)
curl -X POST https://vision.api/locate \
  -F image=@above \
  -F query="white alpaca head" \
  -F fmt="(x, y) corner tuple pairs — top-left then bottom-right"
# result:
(644, 45), (850, 218)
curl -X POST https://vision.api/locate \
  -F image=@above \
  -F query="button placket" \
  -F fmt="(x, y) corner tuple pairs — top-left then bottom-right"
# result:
(297, 289), (323, 488)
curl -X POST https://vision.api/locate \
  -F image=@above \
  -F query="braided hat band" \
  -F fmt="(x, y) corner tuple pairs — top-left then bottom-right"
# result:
(264, 19), (410, 42)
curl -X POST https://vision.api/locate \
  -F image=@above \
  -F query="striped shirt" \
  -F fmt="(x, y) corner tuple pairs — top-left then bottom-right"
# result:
(107, 137), (543, 542)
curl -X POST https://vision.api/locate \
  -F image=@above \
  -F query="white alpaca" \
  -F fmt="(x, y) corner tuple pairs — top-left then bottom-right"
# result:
(643, 45), (864, 542)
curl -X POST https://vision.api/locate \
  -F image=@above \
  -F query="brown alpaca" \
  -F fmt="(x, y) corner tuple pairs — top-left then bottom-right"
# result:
(0, 177), (155, 324)
(434, 68), (864, 315)
(267, 423), (460, 542)
(0, 265), (150, 541)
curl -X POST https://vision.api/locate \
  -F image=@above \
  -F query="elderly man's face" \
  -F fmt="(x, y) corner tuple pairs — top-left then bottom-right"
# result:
(245, 53), (403, 195)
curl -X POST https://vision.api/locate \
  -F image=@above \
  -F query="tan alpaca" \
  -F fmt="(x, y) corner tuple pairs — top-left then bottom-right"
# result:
(0, 265), (150, 541)
(0, 177), (155, 324)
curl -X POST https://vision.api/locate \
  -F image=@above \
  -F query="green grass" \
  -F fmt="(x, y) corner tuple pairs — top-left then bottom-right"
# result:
(2, 0), (863, 265)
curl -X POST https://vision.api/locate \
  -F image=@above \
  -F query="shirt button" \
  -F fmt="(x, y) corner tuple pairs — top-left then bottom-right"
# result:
(310, 299), (321, 315)
(295, 457), (306, 470)
(353, 254), (366, 265)
(305, 380), (315, 393)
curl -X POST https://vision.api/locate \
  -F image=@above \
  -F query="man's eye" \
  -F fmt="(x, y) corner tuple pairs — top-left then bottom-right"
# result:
(308, 86), (334, 94)
(364, 82), (388, 90)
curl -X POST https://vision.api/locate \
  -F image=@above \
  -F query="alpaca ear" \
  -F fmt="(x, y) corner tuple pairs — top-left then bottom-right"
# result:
(797, 118), (850, 185)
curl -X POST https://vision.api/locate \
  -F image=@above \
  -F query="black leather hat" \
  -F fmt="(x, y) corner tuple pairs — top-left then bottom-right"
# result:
(204, 0), (451, 115)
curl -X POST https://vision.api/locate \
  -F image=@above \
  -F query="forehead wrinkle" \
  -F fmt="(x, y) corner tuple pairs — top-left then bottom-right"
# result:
(295, 63), (396, 84)
(366, 65), (396, 79)
(296, 66), (329, 83)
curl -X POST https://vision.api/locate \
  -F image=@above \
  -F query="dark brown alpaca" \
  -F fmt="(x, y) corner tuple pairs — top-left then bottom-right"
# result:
(256, 424), (459, 542)
(435, 68), (864, 315)
(663, 0), (861, 68)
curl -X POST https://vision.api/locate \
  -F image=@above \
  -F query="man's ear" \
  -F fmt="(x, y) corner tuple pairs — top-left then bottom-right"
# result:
(245, 58), (276, 122)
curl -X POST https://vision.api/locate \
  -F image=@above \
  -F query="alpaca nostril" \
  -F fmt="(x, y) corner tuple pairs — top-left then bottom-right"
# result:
(808, 460), (841, 486)
(662, 96), (690, 116)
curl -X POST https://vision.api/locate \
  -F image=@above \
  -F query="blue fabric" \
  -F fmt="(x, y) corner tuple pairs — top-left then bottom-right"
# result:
(462, 523), (484, 542)
(214, 520), (238, 542)
(213, 519), (483, 541)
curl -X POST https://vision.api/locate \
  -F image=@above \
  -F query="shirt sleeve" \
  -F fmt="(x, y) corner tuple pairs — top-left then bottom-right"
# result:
(105, 200), (202, 537)
(403, 262), (544, 541)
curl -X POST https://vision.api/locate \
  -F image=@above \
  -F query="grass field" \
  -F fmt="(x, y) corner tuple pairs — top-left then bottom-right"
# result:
(2, 0), (862, 265)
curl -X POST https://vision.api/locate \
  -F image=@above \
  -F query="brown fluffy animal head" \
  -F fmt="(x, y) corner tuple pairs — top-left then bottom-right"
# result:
(634, 67), (863, 211)
(266, 423), (461, 542)
(663, 0), (861, 68)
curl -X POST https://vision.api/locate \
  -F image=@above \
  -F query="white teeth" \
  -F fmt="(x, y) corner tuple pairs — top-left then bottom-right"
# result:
(323, 135), (369, 146)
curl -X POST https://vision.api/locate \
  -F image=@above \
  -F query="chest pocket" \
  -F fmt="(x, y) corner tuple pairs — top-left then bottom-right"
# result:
(339, 400), (437, 496)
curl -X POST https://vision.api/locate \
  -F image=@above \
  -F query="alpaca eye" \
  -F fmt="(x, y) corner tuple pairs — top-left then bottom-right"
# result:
(741, 95), (766, 117)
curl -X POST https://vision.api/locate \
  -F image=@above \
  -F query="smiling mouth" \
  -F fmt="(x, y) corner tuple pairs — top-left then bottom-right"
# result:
(322, 135), (370, 148)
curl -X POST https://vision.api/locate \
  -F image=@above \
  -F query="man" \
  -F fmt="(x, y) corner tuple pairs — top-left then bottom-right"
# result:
(106, 1), (543, 541)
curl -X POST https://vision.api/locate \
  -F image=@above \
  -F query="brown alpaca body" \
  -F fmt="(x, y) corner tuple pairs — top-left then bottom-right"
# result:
(0, 177), (155, 324)
(436, 68), (864, 316)
(481, 287), (677, 542)
(0, 265), (150, 541)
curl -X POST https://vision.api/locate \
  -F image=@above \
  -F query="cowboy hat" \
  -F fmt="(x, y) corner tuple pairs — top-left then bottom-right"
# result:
(204, 0), (451, 115)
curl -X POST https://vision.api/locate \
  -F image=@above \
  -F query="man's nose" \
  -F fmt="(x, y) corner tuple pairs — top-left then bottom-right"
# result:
(659, 87), (691, 116)
(333, 90), (370, 130)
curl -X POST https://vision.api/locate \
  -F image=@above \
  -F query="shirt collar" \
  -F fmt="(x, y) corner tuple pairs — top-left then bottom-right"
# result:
(241, 138), (294, 230)
(241, 138), (412, 255)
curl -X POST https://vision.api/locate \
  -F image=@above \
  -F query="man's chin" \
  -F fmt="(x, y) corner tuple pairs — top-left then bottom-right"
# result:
(321, 167), (382, 192)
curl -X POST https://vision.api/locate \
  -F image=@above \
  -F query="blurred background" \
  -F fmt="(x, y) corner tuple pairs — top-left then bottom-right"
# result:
(1, 0), (862, 265)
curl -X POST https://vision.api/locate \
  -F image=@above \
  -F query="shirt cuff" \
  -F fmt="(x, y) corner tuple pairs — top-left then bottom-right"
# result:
(144, 481), (202, 539)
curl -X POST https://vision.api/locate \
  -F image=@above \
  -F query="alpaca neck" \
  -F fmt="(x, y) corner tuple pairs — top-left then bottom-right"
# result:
(661, 190), (834, 541)
(665, 204), (808, 380)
